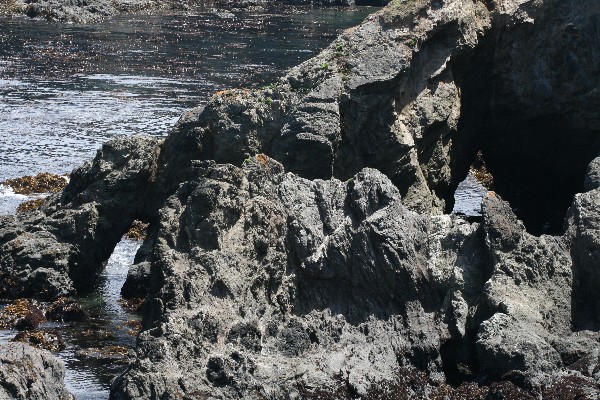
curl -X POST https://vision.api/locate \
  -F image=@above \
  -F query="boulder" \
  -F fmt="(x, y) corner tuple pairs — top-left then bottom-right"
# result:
(0, 343), (71, 400)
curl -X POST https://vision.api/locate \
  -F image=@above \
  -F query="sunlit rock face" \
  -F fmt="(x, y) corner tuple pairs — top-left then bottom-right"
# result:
(1, 0), (600, 398)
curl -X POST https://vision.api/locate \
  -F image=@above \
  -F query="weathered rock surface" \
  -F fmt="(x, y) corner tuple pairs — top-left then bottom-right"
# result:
(166, 0), (600, 233)
(0, 0), (599, 398)
(0, 343), (71, 400)
(111, 163), (453, 398)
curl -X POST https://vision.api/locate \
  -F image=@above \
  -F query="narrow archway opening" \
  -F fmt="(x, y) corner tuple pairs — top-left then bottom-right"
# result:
(451, 151), (492, 219)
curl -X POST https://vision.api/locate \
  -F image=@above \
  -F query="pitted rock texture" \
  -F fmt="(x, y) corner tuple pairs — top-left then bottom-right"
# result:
(0, 343), (71, 400)
(165, 0), (600, 232)
(110, 163), (455, 398)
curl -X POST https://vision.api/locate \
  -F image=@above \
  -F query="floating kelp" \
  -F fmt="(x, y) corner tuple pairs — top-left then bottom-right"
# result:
(2, 173), (67, 195)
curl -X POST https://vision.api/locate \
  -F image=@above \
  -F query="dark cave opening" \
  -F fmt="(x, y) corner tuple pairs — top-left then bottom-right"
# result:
(480, 116), (598, 236)
(449, 31), (600, 236)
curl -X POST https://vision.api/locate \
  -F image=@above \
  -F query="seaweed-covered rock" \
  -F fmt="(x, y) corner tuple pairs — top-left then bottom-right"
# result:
(12, 330), (66, 352)
(45, 297), (88, 322)
(0, 299), (45, 331)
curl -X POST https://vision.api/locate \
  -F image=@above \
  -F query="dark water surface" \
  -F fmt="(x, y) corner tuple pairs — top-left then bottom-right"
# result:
(0, 7), (375, 399)
(0, 7), (373, 180)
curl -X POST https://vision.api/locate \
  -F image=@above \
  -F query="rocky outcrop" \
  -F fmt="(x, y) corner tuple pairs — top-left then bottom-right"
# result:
(110, 163), (451, 398)
(0, 0), (599, 398)
(0, 343), (71, 400)
(165, 0), (600, 234)
(0, 136), (160, 299)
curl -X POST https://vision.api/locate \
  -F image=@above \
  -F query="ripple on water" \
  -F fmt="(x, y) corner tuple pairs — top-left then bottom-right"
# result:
(61, 239), (141, 399)
(0, 185), (28, 215)
(452, 173), (487, 216)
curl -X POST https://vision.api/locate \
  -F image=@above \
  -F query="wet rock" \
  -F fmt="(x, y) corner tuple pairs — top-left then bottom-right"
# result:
(0, 299), (45, 331)
(120, 262), (151, 299)
(12, 330), (66, 352)
(45, 297), (89, 322)
(76, 345), (131, 363)
(0, 343), (72, 400)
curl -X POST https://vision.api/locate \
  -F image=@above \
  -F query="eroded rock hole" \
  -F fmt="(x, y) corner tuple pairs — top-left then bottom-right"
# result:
(449, 31), (600, 236)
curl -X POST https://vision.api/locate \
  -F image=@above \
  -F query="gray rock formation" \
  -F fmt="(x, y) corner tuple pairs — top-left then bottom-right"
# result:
(110, 162), (454, 398)
(0, 343), (71, 400)
(0, 0), (599, 398)
(0, 136), (160, 299)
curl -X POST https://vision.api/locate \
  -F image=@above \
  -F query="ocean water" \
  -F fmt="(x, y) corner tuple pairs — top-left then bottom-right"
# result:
(0, 7), (373, 180)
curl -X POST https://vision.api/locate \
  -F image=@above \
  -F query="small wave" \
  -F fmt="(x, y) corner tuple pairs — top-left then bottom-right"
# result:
(82, 74), (184, 87)
(0, 184), (26, 200)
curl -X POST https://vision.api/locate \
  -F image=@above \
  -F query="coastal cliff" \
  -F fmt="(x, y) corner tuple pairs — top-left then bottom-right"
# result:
(1, 0), (599, 398)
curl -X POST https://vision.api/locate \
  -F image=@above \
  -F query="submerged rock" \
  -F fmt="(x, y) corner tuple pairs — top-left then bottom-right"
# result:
(0, 299), (45, 331)
(12, 330), (66, 352)
(45, 297), (89, 322)
(0, 343), (72, 400)
(76, 345), (130, 363)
